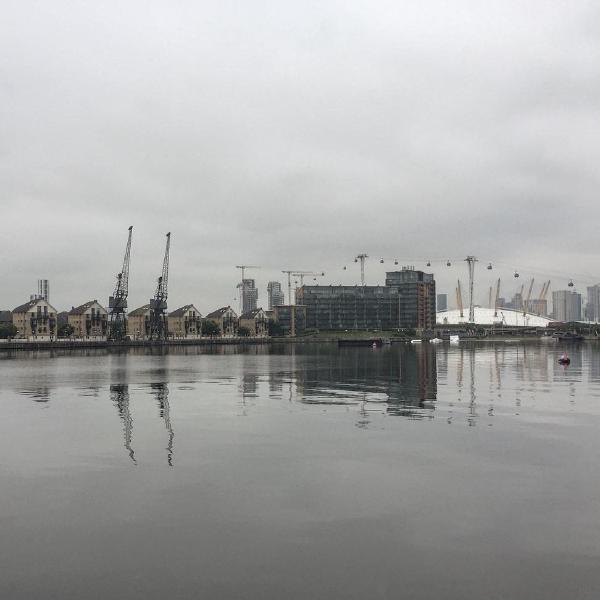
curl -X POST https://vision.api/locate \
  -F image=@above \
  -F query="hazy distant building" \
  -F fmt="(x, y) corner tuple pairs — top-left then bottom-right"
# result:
(240, 279), (258, 314)
(552, 290), (582, 322)
(506, 292), (523, 311)
(436, 293), (447, 312)
(525, 299), (548, 316)
(586, 285), (600, 322)
(30, 279), (50, 302)
(267, 281), (285, 309)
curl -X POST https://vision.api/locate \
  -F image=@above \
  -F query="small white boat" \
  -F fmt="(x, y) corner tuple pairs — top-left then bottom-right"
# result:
(449, 335), (460, 344)
(410, 339), (422, 344)
(430, 337), (442, 344)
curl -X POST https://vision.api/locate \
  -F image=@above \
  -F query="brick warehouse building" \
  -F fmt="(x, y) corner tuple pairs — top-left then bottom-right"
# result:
(296, 267), (436, 332)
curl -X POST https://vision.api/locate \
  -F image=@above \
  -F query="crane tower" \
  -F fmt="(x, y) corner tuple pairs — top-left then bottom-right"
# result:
(149, 232), (171, 341)
(108, 226), (133, 341)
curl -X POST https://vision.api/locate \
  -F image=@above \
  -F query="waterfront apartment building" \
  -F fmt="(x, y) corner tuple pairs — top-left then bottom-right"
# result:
(552, 290), (582, 322)
(436, 293), (447, 312)
(385, 268), (436, 330)
(68, 300), (108, 338)
(240, 279), (258, 314)
(128, 305), (151, 339)
(586, 285), (600, 322)
(12, 298), (58, 339)
(239, 308), (268, 337)
(297, 268), (436, 332)
(205, 306), (239, 336)
(168, 305), (202, 338)
(267, 281), (285, 309)
(273, 305), (306, 336)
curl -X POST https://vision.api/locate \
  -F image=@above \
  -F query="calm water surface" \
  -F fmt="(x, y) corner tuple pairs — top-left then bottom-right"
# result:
(1, 342), (599, 599)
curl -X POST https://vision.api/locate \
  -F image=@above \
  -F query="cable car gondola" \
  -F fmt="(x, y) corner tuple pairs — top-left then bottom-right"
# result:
(446, 260), (451, 267)
(380, 259), (384, 264)
(514, 271), (520, 278)
(487, 263), (492, 270)
(568, 280), (574, 287)
(427, 260), (431, 266)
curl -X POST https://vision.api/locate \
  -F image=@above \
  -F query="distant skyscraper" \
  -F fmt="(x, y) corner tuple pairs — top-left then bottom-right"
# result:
(552, 290), (582, 322)
(240, 279), (258, 314)
(436, 293), (447, 312)
(586, 285), (600, 322)
(267, 281), (285, 309)
(30, 279), (49, 302)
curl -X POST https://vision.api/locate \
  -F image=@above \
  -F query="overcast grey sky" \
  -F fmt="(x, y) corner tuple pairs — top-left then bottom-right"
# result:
(2, 0), (600, 312)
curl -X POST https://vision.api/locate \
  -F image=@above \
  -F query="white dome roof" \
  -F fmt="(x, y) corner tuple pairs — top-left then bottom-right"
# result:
(437, 307), (551, 327)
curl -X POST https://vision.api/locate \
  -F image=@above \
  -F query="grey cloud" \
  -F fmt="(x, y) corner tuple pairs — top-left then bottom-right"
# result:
(1, 0), (600, 312)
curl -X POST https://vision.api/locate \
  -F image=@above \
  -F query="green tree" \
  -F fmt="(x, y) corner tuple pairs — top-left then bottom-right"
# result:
(267, 319), (284, 337)
(58, 323), (74, 338)
(237, 326), (251, 337)
(0, 324), (17, 339)
(201, 320), (220, 337)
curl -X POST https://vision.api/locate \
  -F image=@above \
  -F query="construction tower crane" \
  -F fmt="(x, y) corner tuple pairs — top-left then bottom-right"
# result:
(149, 232), (171, 341)
(108, 226), (133, 341)
(281, 270), (297, 305)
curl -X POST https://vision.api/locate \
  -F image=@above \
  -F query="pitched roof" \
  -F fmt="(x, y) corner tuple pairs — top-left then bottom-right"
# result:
(11, 298), (56, 314)
(168, 304), (201, 318)
(240, 308), (266, 319)
(68, 300), (105, 315)
(205, 306), (236, 319)
(128, 304), (151, 317)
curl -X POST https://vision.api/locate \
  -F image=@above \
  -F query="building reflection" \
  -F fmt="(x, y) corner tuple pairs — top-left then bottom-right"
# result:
(18, 387), (51, 402)
(291, 344), (438, 420)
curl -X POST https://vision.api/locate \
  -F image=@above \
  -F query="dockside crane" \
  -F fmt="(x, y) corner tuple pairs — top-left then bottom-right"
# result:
(108, 226), (133, 341)
(149, 232), (171, 341)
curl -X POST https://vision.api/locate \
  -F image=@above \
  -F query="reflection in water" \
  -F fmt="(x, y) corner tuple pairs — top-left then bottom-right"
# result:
(151, 383), (174, 467)
(110, 384), (136, 464)
(18, 387), (51, 402)
(291, 345), (438, 421)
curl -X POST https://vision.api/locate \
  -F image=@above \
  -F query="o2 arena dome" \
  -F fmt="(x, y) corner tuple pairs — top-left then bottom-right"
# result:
(437, 307), (552, 327)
